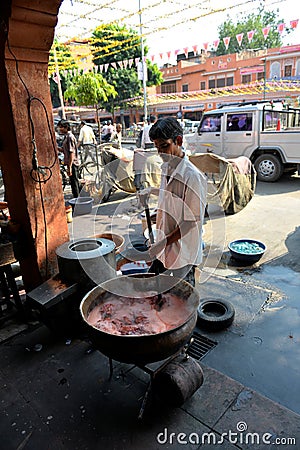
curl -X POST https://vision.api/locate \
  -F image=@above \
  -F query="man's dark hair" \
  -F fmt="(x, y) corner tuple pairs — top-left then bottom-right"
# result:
(81, 120), (86, 125)
(149, 115), (156, 123)
(149, 117), (183, 143)
(58, 120), (70, 131)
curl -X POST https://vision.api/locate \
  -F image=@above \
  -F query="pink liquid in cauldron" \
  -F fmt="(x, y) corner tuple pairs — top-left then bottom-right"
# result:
(87, 292), (191, 336)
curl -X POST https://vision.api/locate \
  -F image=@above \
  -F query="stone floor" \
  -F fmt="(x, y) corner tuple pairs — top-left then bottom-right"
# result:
(1, 322), (300, 450)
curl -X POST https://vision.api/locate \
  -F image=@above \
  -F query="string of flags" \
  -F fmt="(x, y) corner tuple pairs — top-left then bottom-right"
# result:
(51, 18), (299, 80)
(51, 57), (146, 81)
(149, 19), (299, 58)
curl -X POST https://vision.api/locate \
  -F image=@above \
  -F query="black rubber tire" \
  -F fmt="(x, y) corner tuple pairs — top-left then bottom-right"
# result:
(197, 298), (235, 331)
(254, 154), (284, 182)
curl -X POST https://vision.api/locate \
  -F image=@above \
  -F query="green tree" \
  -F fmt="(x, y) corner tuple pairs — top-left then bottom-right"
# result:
(64, 72), (117, 106)
(216, 4), (292, 55)
(64, 71), (117, 129)
(91, 23), (163, 114)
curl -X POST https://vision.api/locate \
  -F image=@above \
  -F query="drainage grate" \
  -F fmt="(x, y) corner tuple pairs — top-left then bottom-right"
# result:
(187, 332), (218, 360)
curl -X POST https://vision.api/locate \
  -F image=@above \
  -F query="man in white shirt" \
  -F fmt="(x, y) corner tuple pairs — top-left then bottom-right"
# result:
(78, 121), (97, 163)
(101, 120), (114, 142)
(141, 115), (156, 149)
(139, 117), (207, 286)
(78, 121), (96, 146)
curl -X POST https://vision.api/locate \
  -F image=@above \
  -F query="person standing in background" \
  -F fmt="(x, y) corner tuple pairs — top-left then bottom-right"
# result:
(58, 120), (81, 198)
(110, 123), (122, 149)
(77, 121), (97, 163)
(101, 119), (115, 142)
(78, 121), (96, 147)
(141, 115), (156, 149)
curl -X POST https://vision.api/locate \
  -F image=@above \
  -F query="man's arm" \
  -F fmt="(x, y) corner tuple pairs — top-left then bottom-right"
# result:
(149, 220), (197, 259)
(78, 128), (83, 147)
(67, 135), (77, 176)
(67, 152), (75, 176)
(165, 220), (197, 246)
(141, 127), (147, 149)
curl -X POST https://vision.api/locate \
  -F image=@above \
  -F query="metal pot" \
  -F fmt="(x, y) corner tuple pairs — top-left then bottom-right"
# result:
(80, 274), (200, 365)
(90, 233), (125, 254)
(56, 238), (116, 287)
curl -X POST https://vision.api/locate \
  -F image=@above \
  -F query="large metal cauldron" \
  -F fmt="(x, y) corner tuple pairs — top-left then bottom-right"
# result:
(80, 274), (200, 365)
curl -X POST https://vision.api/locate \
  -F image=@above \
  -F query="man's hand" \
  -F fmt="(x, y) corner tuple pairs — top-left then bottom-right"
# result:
(148, 237), (167, 260)
(67, 166), (72, 177)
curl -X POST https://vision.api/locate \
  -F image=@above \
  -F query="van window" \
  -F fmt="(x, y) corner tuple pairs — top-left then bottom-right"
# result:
(263, 109), (295, 130)
(263, 110), (281, 130)
(227, 113), (253, 132)
(199, 114), (222, 132)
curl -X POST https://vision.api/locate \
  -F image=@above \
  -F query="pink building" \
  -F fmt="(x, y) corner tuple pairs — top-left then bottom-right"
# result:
(148, 45), (300, 120)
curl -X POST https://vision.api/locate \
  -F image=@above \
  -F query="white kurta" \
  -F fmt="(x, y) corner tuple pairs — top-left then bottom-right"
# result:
(78, 125), (96, 145)
(156, 155), (207, 269)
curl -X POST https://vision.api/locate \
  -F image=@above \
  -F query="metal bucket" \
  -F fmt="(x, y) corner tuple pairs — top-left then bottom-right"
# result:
(68, 197), (94, 215)
(91, 233), (125, 254)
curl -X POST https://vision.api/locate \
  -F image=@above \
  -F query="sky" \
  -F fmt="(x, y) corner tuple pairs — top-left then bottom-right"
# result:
(55, 0), (300, 60)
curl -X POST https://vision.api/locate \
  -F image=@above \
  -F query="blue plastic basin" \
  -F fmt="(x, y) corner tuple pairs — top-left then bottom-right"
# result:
(228, 239), (266, 264)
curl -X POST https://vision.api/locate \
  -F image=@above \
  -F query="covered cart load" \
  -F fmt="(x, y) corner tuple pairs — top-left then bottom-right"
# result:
(97, 144), (162, 201)
(97, 144), (256, 215)
(189, 153), (256, 215)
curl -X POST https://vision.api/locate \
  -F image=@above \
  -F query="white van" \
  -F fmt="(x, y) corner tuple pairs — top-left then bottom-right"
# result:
(183, 120), (200, 134)
(196, 100), (300, 181)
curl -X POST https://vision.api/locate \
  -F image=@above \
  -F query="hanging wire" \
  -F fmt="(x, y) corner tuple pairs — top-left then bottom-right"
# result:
(5, 37), (62, 277)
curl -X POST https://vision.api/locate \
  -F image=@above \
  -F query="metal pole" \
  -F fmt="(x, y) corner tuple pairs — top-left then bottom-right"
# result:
(263, 56), (267, 101)
(138, 0), (148, 122)
(53, 46), (66, 119)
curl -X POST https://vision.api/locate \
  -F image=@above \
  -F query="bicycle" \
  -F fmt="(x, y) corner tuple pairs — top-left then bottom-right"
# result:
(78, 144), (101, 178)
(78, 144), (98, 165)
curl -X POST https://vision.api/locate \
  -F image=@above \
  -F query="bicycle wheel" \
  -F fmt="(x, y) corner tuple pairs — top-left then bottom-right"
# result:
(79, 161), (96, 177)
(80, 144), (98, 165)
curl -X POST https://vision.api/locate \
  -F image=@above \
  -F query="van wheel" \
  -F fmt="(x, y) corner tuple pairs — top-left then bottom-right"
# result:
(254, 154), (284, 182)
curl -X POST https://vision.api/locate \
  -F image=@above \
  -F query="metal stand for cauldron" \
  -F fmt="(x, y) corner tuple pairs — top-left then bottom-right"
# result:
(107, 339), (194, 420)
